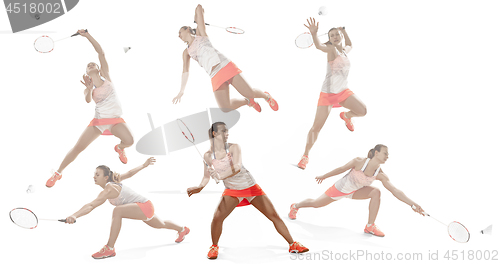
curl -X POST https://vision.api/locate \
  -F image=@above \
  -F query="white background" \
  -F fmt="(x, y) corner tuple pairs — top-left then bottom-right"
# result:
(1, 0), (499, 263)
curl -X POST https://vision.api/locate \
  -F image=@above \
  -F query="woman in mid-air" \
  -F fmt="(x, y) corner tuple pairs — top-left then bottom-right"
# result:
(174, 4), (278, 113)
(297, 18), (367, 170)
(187, 122), (308, 259)
(290, 144), (425, 237)
(65, 158), (190, 259)
(46, 29), (133, 188)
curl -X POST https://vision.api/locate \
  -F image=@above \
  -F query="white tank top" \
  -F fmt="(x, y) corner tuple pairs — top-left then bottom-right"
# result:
(211, 149), (256, 190)
(107, 182), (148, 206)
(92, 79), (123, 119)
(334, 158), (381, 194)
(321, 46), (352, 94)
(187, 36), (230, 78)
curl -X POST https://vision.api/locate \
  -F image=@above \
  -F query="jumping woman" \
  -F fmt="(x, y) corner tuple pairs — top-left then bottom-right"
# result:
(174, 4), (278, 113)
(187, 122), (308, 259)
(46, 29), (133, 188)
(290, 144), (425, 237)
(65, 157), (190, 259)
(297, 18), (367, 170)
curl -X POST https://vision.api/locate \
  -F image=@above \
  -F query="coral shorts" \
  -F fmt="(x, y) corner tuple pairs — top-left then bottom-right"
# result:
(317, 89), (354, 108)
(88, 118), (125, 135)
(136, 200), (155, 221)
(211, 61), (242, 91)
(222, 184), (265, 207)
(325, 185), (355, 201)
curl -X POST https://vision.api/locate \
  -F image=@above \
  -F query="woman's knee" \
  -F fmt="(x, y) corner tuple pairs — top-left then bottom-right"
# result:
(370, 187), (381, 199)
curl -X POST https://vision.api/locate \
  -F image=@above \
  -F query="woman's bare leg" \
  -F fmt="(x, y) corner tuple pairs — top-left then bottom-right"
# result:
(57, 126), (102, 173)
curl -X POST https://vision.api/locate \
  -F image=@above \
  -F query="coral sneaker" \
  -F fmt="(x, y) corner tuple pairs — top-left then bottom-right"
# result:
(340, 112), (354, 132)
(297, 155), (309, 170)
(289, 241), (309, 253)
(114, 145), (128, 164)
(207, 245), (219, 259)
(175, 226), (190, 243)
(247, 98), (261, 113)
(46, 171), (62, 188)
(264, 92), (279, 111)
(364, 224), (385, 237)
(289, 203), (299, 220)
(92, 245), (116, 259)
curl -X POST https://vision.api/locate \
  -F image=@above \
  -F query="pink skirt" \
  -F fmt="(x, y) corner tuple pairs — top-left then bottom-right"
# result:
(88, 118), (125, 135)
(211, 62), (242, 91)
(317, 89), (353, 108)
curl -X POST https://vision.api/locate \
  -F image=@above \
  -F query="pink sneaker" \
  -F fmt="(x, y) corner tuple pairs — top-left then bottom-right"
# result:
(91, 245), (116, 259)
(289, 241), (309, 253)
(297, 155), (309, 170)
(340, 112), (354, 132)
(289, 203), (299, 220)
(175, 226), (190, 243)
(114, 145), (128, 164)
(364, 224), (385, 237)
(207, 245), (219, 259)
(264, 92), (279, 111)
(248, 98), (261, 113)
(46, 171), (62, 188)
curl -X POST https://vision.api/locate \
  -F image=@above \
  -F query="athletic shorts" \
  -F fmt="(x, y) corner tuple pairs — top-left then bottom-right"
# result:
(136, 200), (155, 221)
(88, 118), (125, 135)
(222, 184), (265, 207)
(325, 185), (355, 201)
(211, 61), (242, 91)
(317, 89), (354, 108)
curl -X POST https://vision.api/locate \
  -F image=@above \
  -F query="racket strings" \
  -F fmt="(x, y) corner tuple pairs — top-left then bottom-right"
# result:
(10, 209), (38, 229)
(448, 222), (470, 243)
(34, 36), (54, 53)
(295, 33), (313, 49)
(226, 27), (244, 34)
(177, 120), (195, 144)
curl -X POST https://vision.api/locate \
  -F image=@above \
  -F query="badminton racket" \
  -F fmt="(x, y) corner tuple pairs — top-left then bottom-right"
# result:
(176, 118), (220, 183)
(34, 29), (87, 53)
(194, 21), (244, 34)
(412, 205), (470, 243)
(9, 208), (74, 229)
(295, 27), (345, 49)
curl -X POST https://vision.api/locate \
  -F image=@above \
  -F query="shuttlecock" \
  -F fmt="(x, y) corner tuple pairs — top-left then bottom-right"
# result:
(480, 225), (493, 235)
(318, 6), (328, 16)
(123, 47), (131, 53)
(26, 185), (35, 194)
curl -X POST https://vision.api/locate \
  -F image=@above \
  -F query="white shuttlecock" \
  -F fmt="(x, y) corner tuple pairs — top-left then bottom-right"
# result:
(480, 225), (493, 235)
(318, 6), (328, 16)
(26, 185), (35, 194)
(123, 47), (131, 53)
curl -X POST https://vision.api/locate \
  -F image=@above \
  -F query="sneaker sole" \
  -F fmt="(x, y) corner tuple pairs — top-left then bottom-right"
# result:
(92, 254), (116, 259)
(364, 230), (385, 237)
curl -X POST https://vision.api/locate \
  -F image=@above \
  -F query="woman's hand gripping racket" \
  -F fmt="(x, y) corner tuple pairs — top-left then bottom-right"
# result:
(412, 205), (470, 243)
(194, 21), (245, 34)
(9, 208), (75, 229)
(176, 119), (220, 184)
(34, 29), (88, 53)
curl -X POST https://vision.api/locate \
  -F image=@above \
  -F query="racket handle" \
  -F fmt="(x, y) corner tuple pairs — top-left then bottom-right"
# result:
(58, 219), (76, 223)
(71, 29), (88, 37)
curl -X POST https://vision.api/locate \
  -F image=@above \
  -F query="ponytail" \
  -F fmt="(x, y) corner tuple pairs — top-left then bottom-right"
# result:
(367, 144), (387, 158)
(96, 165), (121, 183)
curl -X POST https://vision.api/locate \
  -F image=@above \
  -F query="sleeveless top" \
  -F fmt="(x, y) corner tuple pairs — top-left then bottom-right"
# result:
(92, 79), (123, 119)
(321, 46), (352, 94)
(211, 146), (256, 190)
(334, 158), (381, 194)
(106, 182), (148, 206)
(187, 36), (230, 78)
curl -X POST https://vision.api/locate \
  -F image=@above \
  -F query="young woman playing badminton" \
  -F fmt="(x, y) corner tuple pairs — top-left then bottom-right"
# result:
(65, 157), (190, 259)
(290, 144), (425, 237)
(297, 18), (366, 170)
(46, 29), (134, 188)
(173, 4), (278, 113)
(187, 122), (308, 259)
